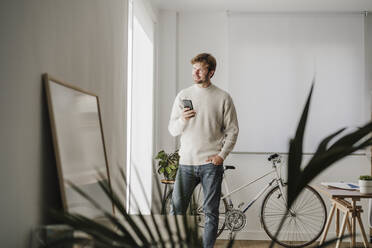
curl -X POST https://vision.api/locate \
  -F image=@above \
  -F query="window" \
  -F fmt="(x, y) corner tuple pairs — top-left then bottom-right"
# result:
(126, 0), (155, 214)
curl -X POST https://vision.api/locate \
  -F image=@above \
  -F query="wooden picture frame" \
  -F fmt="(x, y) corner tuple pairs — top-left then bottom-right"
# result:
(43, 73), (114, 218)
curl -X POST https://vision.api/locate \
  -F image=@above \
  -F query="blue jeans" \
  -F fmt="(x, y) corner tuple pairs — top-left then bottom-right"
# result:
(170, 163), (224, 248)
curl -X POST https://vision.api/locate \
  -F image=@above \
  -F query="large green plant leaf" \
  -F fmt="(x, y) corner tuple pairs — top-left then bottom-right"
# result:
(270, 82), (372, 248)
(119, 169), (168, 248)
(287, 82), (372, 207)
(49, 165), (203, 248)
(287, 83), (313, 206)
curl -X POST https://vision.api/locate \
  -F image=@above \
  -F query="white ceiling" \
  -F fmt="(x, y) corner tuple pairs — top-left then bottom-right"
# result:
(150, 0), (372, 12)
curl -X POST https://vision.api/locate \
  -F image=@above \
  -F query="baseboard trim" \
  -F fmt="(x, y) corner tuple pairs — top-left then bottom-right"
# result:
(216, 230), (364, 242)
(217, 230), (270, 240)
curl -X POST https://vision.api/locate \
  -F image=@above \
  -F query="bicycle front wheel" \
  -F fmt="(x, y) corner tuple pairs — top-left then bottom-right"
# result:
(261, 184), (327, 248)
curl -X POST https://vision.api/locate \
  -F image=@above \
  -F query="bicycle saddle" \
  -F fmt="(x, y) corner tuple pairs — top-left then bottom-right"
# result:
(268, 153), (279, 161)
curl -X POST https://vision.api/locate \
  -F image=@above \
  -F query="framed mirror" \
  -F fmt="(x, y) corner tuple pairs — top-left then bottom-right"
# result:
(43, 73), (113, 218)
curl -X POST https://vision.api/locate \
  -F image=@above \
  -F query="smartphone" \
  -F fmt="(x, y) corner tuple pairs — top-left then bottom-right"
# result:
(182, 99), (193, 110)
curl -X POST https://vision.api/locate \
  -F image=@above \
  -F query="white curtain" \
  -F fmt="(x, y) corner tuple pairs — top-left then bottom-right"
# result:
(228, 13), (366, 153)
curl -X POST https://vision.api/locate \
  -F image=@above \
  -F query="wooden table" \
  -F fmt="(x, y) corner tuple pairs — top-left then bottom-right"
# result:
(314, 184), (372, 248)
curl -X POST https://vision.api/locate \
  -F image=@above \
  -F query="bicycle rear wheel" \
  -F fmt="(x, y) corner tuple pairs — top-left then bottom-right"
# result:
(191, 184), (228, 237)
(162, 189), (196, 215)
(163, 185), (228, 237)
(261, 184), (327, 247)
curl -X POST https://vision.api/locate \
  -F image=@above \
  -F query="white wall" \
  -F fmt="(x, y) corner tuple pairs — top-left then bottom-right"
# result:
(178, 12), (229, 91)
(367, 15), (372, 108)
(157, 10), (372, 241)
(229, 13), (367, 153)
(157, 10), (178, 153)
(0, 0), (128, 246)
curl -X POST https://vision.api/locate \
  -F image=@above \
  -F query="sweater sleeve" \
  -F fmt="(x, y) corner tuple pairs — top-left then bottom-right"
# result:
(168, 92), (187, 137)
(218, 95), (239, 160)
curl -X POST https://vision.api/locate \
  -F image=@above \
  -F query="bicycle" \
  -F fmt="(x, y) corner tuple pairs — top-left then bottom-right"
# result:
(163, 154), (327, 247)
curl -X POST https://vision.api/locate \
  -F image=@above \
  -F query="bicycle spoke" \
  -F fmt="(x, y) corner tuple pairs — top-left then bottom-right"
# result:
(261, 185), (327, 247)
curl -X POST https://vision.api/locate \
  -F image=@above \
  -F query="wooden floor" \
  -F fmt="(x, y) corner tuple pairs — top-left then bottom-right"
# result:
(214, 240), (369, 247)
(214, 240), (282, 248)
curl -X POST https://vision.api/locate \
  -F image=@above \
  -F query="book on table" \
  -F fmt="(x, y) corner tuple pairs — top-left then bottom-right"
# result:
(321, 182), (359, 191)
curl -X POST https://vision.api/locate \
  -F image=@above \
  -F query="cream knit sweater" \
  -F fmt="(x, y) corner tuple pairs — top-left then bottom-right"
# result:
(168, 84), (239, 165)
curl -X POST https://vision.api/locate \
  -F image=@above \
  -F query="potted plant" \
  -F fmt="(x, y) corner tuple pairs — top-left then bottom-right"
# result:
(155, 150), (179, 181)
(359, 175), (372, 194)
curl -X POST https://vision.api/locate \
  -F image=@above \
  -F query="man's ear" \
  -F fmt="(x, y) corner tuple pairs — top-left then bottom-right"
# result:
(209, 70), (215, 79)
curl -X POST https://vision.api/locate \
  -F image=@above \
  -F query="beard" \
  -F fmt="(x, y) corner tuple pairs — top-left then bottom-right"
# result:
(194, 74), (209, 84)
(195, 79), (206, 84)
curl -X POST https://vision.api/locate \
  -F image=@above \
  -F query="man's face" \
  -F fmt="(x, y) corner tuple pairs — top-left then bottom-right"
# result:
(192, 62), (213, 84)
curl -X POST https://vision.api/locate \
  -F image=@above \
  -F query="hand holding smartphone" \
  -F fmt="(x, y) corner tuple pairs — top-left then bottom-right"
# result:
(182, 99), (193, 110)
(182, 99), (195, 120)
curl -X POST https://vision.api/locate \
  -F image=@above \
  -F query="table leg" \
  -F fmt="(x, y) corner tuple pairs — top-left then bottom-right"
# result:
(320, 203), (336, 245)
(351, 200), (357, 247)
(336, 212), (349, 248)
(356, 212), (369, 248)
(336, 208), (340, 236)
(345, 215), (352, 243)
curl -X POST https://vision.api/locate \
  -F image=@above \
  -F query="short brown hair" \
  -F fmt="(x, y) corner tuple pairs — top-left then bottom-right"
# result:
(190, 53), (216, 72)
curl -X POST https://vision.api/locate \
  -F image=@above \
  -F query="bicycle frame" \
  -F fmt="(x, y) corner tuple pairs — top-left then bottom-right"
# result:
(221, 159), (285, 213)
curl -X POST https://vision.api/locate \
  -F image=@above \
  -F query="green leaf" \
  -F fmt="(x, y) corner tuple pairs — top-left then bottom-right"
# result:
(159, 160), (167, 167)
(60, 182), (137, 245)
(155, 150), (165, 159)
(293, 130), (372, 201)
(169, 164), (177, 170)
(287, 82), (314, 207)
(314, 128), (346, 156)
(329, 122), (372, 149)
(169, 170), (177, 180)
(96, 180), (151, 246)
(122, 169), (167, 248)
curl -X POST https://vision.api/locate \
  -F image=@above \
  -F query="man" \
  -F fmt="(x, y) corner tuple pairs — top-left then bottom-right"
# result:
(168, 53), (239, 248)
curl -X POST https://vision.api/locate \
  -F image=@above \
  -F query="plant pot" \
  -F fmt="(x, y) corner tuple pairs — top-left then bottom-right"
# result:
(165, 177), (176, 182)
(358, 180), (372, 194)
